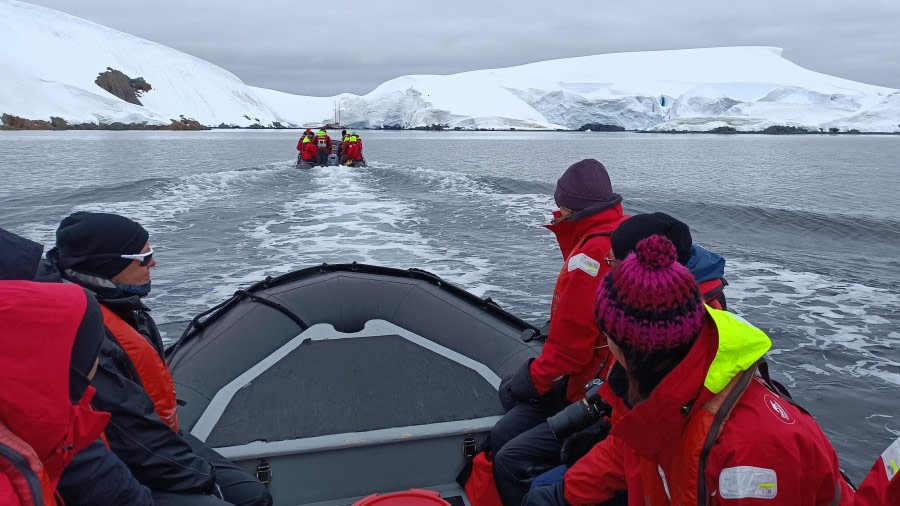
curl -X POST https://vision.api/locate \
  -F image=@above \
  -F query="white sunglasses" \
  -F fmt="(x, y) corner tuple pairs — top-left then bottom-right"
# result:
(120, 249), (154, 266)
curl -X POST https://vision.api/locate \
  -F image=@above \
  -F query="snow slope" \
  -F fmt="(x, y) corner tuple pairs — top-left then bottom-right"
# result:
(264, 47), (899, 132)
(0, 0), (281, 127)
(2, 0), (897, 132)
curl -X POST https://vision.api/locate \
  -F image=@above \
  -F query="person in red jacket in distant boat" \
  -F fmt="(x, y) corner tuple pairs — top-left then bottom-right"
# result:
(491, 158), (629, 505)
(315, 128), (332, 165)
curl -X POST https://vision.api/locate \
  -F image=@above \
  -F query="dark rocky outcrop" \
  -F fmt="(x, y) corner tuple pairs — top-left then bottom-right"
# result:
(578, 123), (626, 132)
(95, 68), (152, 106)
(1, 113), (209, 131)
(168, 117), (209, 130)
(1, 114), (56, 130)
(760, 125), (811, 134)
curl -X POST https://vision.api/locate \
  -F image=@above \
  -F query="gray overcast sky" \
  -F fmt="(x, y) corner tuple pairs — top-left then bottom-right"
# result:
(24, 0), (900, 96)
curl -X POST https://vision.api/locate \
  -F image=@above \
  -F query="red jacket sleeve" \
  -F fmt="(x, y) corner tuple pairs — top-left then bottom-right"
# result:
(563, 435), (628, 505)
(529, 242), (611, 394)
(854, 437), (900, 506)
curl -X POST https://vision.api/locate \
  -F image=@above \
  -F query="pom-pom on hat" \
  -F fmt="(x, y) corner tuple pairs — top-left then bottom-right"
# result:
(594, 234), (705, 353)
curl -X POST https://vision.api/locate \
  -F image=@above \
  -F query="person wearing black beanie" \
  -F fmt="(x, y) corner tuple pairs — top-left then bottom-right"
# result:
(610, 212), (729, 310)
(44, 211), (273, 505)
(51, 211), (150, 280)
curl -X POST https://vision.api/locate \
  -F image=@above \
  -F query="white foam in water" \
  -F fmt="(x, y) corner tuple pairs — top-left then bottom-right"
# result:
(249, 167), (499, 287)
(726, 259), (900, 386)
(71, 164), (287, 232)
(144, 165), (515, 320)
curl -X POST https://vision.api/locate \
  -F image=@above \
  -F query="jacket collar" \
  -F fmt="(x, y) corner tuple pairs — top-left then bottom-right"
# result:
(609, 309), (772, 458)
(61, 269), (147, 309)
(545, 204), (624, 258)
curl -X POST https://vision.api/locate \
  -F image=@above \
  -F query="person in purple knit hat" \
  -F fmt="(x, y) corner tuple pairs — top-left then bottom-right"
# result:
(525, 235), (854, 506)
(490, 159), (629, 505)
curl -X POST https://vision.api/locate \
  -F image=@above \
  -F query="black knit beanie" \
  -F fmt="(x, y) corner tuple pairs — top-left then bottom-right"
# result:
(54, 212), (149, 279)
(610, 212), (693, 266)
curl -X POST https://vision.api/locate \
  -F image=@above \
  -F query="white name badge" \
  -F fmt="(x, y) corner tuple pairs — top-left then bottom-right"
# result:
(719, 466), (777, 500)
(567, 253), (601, 277)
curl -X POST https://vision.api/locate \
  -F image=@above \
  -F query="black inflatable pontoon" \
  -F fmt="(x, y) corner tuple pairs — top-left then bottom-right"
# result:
(167, 263), (541, 505)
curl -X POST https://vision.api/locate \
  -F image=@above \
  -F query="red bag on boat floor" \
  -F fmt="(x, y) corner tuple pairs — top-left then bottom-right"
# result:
(463, 452), (502, 506)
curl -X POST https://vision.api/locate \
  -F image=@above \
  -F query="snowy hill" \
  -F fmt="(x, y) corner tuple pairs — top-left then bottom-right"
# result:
(0, 0), (282, 128)
(265, 47), (899, 132)
(2, 0), (898, 132)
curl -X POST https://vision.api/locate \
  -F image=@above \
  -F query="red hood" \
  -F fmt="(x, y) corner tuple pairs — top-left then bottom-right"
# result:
(0, 281), (110, 479)
(609, 318), (719, 459)
(545, 204), (625, 258)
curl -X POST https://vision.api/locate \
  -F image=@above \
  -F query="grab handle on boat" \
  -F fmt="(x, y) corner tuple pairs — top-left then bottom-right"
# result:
(256, 458), (272, 488)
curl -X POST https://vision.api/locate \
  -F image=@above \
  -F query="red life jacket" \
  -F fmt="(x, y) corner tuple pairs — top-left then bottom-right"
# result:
(302, 139), (318, 161)
(0, 419), (55, 506)
(346, 141), (362, 161)
(698, 278), (727, 310)
(99, 306), (180, 432)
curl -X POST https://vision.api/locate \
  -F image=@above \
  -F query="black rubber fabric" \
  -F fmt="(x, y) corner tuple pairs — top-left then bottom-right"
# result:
(206, 334), (503, 447)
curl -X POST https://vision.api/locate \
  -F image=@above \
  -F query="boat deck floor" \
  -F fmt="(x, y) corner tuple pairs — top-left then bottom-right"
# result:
(192, 321), (495, 505)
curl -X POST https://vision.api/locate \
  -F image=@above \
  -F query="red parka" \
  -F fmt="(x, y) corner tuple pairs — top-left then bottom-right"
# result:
(533, 204), (628, 402)
(301, 137), (318, 161)
(563, 309), (854, 505)
(854, 437), (900, 506)
(0, 281), (110, 505)
(346, 140), (362, 161)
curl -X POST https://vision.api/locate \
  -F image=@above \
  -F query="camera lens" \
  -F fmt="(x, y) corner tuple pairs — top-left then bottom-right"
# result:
(547, 399), (600, 441)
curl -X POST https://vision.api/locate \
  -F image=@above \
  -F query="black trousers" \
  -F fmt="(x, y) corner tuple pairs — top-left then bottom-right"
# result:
(491, 399), (566, 506)
(316, 148), (329, 165)
(152, 434), (272, 505)
(522, 483), (627, 506)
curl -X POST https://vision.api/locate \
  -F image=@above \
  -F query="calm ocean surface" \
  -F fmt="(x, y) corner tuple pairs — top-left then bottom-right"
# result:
(1, 130), (898, 480)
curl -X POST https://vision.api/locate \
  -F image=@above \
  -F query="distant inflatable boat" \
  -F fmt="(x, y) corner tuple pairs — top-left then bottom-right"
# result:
(166, 263), (541, 505)
(296, 137), (368, 169)
(296, 155), (368, 169)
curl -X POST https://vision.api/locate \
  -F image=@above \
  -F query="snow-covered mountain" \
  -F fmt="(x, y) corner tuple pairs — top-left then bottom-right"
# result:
(2, 0), (898, 132)
(0, 0), (281, 128)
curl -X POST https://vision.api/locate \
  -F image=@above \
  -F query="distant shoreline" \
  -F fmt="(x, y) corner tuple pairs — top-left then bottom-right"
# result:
(1, 114), (897, 135)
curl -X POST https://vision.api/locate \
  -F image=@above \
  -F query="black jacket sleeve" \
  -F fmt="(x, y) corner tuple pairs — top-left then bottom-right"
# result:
(57, 439), (154, 506)
(90, 361), (217, 494)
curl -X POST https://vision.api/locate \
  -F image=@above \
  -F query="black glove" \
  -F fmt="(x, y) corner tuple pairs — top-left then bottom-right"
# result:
(560, 419), (611, 467)
(498, 358), (540, 411)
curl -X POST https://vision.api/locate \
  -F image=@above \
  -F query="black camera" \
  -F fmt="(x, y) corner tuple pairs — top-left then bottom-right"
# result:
(547, 378), (611, 441)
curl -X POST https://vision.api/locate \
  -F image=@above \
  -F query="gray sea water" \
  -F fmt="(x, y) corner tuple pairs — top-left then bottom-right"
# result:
(1, 130), (898, 481)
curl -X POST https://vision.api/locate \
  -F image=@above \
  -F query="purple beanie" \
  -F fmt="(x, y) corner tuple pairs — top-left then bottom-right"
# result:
(594, 235), (705, 353)
(554, 159), (621, 213)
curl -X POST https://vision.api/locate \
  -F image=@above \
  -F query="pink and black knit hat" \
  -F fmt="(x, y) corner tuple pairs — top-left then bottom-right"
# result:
(594, 234), (705, 353)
